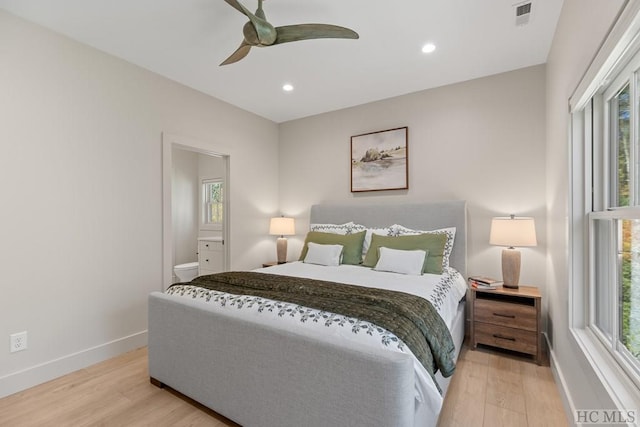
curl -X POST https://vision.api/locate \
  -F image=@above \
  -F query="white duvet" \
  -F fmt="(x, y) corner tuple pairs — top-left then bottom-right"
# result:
(166, 262), (467, 427)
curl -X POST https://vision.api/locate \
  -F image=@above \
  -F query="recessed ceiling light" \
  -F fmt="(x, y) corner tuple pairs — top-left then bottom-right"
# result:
(282, 83), (294, 92)
(421, 43), (436, 54)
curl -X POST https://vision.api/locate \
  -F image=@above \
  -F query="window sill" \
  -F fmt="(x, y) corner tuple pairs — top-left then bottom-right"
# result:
(571, 327), (640, 412)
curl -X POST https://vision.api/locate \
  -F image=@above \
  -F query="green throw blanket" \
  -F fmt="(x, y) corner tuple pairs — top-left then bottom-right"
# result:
(179, 271), (456, 390)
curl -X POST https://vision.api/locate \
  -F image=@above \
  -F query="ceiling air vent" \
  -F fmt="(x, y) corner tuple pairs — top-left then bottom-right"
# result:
(514, 2), (532, 27)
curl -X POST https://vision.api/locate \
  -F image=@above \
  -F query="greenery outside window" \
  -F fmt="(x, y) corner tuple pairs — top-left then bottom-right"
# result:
(202, 179), (223, 230)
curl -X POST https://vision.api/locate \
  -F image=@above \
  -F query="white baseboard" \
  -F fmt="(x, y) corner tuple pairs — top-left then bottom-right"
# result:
(545, 333), (577, 425)
(0, 330), (147, 399)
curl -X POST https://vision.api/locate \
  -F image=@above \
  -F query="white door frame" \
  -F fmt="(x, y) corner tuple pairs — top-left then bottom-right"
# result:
(162, 133), (231, 290)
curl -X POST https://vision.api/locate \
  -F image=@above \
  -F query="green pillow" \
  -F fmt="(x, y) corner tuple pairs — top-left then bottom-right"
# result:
(363, 233), (448, 274)
(299, 231), (366, 265)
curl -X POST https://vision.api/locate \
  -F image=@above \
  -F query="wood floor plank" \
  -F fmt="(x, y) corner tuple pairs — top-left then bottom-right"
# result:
(460, 345), (491, 365)
(486, 354), (526, 414)
(520, 362), (568, 426)
(438, 358), (487, 427)
(483, 403), (529, 427)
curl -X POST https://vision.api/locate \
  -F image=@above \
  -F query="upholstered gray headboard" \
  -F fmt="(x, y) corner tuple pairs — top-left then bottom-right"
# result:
(310, 200), (467, 276)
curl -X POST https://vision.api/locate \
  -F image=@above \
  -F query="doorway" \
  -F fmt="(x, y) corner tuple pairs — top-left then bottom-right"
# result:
(162, 133), (230, 290)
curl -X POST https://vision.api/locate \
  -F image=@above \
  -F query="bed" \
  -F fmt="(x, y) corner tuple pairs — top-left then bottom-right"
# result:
(148, 200), (467, 427)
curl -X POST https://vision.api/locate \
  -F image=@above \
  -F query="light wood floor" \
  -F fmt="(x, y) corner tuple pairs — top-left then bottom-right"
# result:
(0, 345), (568, 426)
(439, 346), (568, 427)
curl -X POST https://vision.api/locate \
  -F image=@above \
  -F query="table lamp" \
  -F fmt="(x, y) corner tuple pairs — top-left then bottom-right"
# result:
(269, 217), (295, 264)
(489, 215), (537, 289)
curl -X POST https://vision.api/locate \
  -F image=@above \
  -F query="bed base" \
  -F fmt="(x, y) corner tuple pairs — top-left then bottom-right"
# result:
(149, 291), (417, 427)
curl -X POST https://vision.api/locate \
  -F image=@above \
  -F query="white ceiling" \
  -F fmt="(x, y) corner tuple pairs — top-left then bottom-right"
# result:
(0, 0), (564, 123)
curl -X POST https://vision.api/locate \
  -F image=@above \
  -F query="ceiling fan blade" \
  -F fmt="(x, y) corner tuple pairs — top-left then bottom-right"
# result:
(223, 0), (252, 17)
(274, 24), (359, 45)
(220, 41), (252, 66)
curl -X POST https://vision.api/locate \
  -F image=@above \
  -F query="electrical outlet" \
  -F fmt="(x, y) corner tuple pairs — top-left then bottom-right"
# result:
(10, 331), (27, 353)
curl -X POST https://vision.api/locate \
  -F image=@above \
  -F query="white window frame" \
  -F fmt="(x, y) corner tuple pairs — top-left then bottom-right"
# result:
(569, 0), (640, 412)
(588, 211), (640, 385)
(201, 178), (223, 231)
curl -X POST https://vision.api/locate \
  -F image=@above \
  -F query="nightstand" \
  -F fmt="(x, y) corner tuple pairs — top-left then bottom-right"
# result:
(469, 284), (543, 364)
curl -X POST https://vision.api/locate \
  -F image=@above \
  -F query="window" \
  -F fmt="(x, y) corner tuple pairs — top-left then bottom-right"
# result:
(569, 3), (640, 410)
(575, 36), (640, 391)
(202, 179), (223, 229)
(590, 54), (640, 383)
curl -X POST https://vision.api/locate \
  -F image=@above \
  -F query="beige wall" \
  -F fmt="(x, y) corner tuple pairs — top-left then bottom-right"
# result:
(0, 9), (279, 396)
(279, 65), (547, 287)
(545, 0), (625, 413)
(172, 148), (199, 266)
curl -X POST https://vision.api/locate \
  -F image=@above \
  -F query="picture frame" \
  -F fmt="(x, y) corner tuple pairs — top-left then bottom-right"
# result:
(350, 127), (408, 192)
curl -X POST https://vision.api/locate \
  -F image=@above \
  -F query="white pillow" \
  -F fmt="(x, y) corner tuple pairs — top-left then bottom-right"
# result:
(304, 242), (343, 266)
(390, 225), (456, 269)
(373, 247), (428, 276)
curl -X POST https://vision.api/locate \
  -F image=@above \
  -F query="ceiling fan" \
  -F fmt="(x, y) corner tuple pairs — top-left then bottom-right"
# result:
(221, 0), (359, 65)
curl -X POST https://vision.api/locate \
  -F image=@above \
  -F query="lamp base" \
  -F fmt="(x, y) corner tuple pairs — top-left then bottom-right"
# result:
(276, 237), (288, 264)
(501, 248), (521, 289)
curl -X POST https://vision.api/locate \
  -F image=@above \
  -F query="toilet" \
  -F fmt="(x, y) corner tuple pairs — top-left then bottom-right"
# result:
(174, 262), (199, 283)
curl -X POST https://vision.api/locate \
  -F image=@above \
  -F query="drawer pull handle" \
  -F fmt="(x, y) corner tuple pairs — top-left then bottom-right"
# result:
(493, 334), (516, 341)
(493, 312), (516, 318)
(206, 259), (209, 262)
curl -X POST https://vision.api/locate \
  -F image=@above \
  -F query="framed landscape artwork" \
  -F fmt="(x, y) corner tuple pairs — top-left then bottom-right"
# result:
(351, 127), (408, 192)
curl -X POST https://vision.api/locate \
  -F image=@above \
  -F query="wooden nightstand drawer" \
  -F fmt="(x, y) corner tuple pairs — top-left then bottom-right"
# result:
(474, 322), (538, 355)
(474, 298), (537, 331)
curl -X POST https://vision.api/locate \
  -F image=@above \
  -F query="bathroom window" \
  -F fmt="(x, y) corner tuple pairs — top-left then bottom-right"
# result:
(202, 179), (223, 230)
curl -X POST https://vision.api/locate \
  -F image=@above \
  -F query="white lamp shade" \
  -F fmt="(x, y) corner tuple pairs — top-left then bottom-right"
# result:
(489, 216), (537, 247)
(269, 217), (295, 236)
